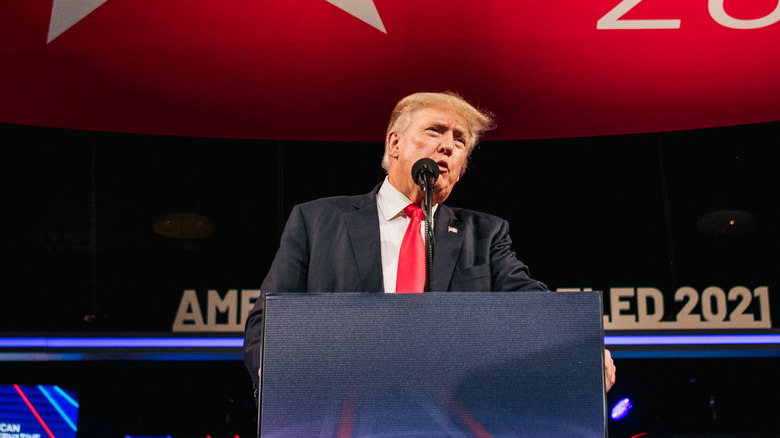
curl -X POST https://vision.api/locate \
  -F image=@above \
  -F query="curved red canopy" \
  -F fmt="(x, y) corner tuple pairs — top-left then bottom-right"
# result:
(2, 0), (779, 141)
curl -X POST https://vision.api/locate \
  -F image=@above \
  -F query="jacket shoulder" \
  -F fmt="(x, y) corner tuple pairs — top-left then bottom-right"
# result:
(295, 192), (373, 216)
(443, 205), (506, 225)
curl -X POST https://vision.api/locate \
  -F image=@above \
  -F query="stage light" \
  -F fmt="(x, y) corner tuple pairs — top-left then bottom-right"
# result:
(611, 397), (632, 421)
(696, 209), (758, 236)
(124, 435), (172, 438)
(153, 212), (214, 239)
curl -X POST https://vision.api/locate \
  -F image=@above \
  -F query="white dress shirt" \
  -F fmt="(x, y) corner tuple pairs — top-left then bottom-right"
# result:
(376, 177), (437, 293)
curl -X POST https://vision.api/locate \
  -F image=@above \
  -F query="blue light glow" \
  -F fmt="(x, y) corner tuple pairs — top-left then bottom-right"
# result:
(604, 334), (780, 346)
(611, 397), (632, 420)
(1, 334), (778, 350)
(54, 385), (79, 408)
(0, 334), (778, 362)
(124, 435), (172, 438)
(0, 337), (244, 348)
(38, 385), (78, 431)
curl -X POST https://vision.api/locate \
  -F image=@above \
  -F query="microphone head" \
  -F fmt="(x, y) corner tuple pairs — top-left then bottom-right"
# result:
(411, 158), (440, 185)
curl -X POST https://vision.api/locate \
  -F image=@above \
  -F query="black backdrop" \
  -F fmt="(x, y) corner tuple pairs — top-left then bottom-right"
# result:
(2, 120), (779, 436)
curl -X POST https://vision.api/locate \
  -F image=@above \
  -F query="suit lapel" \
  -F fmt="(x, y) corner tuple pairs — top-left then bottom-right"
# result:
(345, 185), (385, 292)
(342, 184), (464, 293)
(432, 205), (463, 291)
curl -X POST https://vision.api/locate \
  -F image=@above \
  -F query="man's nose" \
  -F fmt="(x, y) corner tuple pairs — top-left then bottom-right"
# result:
(438, 134), (454, 154)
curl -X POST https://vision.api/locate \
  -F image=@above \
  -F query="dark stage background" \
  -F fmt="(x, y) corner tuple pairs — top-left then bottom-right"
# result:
(1, 120), (779, 436)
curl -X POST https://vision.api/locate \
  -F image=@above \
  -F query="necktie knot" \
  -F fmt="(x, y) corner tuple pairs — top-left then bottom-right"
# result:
(397, 203), (425, 293)
(404, 203), (424, 220)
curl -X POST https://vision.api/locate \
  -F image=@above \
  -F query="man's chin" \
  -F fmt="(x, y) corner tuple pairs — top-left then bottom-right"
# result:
(432, 186), (452, 204)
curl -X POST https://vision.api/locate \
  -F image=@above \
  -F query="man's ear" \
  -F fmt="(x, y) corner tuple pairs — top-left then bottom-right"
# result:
(386, 132), (401, 158)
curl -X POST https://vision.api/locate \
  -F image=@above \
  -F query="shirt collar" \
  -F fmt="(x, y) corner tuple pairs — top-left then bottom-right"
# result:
(377, 176), (438, 221)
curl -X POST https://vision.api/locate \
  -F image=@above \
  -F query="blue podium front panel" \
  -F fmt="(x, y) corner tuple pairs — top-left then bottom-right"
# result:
(260, 292), (606, 437)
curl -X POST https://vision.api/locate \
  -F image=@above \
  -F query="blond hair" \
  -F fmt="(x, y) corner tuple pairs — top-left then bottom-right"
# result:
(381, 91), (495, 174)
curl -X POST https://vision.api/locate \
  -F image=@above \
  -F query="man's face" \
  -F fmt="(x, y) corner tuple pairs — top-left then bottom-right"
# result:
(386, 105), (470, 205)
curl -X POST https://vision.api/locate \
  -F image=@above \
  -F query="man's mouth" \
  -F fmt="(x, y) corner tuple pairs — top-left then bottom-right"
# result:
(436, 160), (448, 173)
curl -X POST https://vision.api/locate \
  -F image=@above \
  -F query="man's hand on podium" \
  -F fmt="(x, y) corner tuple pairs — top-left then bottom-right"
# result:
(253, 368), (262, 401)
(604, 349), (616, 392)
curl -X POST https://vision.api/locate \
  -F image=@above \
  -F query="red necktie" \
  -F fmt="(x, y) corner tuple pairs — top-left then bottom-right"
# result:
(396, 203), (425, 293)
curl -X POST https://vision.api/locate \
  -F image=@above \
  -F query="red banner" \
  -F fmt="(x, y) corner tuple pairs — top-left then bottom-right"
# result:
(1, 0), (779, 141)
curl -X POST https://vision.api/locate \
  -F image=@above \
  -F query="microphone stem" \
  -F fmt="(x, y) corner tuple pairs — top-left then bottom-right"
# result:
(423, 176), (434, 292)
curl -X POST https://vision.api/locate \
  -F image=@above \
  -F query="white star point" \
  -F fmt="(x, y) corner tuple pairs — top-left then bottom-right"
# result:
(324, 0), (387, 33)
(48, 1), (386, 43)
(48, 0), (110, 43)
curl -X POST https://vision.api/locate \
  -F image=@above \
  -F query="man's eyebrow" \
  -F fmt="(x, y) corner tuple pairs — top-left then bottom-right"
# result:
(423, 119), (471, 142)
(429, 120), (468, 133)
(453, 127), (470, 141)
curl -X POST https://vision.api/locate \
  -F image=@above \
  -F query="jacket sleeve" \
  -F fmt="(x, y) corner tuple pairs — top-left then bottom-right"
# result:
(243, 204), (310, 391)
(489, 219), (549, 292)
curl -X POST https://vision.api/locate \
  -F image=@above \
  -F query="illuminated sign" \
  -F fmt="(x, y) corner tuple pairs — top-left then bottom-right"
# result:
(0, 385), (78, 438)
(172, 287), (772, 332)
(172, 289), (260, 332)
(596, 286), (771, 330)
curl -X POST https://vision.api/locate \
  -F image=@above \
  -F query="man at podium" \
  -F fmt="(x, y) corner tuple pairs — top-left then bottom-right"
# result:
(243, 91), (616, 396)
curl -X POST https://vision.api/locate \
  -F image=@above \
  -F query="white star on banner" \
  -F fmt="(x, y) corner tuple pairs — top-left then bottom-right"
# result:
(324, 0), (386, 33)
(48, 0), (109, 43)
(47, 0), (386, 43)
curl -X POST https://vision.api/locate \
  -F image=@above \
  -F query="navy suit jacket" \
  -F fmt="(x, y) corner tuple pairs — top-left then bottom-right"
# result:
(243, 183), (548, 388)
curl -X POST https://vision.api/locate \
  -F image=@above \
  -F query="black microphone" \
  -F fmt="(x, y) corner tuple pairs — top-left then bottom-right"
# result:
(411, 158), (439, 292)
(411, 158), (440, 192)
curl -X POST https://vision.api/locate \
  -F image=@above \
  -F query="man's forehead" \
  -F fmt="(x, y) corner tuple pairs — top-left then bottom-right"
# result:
(413, 105), (470, 133)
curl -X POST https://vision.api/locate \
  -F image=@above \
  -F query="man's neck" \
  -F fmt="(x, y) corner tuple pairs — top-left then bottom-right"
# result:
(386, 174), (424, 205)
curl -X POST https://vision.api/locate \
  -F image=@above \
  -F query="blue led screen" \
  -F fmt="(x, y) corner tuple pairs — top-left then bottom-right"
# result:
(0, 384), (78, 438)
